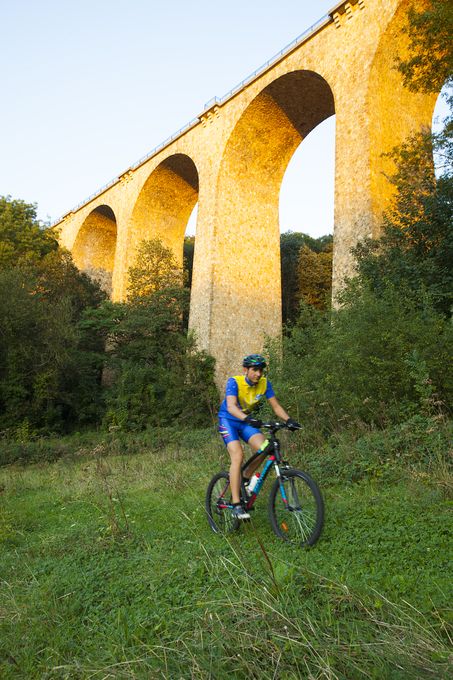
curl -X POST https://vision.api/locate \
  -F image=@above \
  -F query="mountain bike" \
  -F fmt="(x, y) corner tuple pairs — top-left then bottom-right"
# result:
(205, 421), (324, 547)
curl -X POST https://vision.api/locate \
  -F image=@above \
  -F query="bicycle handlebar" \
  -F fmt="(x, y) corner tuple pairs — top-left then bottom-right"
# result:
(261, 421), (302, 433)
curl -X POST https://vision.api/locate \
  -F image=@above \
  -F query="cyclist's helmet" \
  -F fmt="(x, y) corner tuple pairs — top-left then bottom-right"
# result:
(242, 354), (267, 369)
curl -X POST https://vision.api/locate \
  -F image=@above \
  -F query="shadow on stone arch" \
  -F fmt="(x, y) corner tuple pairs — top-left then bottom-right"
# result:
(72, 204), (117, 296)
(128, 153), (199, 277)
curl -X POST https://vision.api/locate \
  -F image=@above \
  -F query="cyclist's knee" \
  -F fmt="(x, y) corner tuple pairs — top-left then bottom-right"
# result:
(249, 435), (271, 455)
(227, 441), (244, 464)
(256, 438), (272, 455)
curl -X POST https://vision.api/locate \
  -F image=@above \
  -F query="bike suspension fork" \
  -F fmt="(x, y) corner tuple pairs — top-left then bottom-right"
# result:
(272, 455), (289, 506)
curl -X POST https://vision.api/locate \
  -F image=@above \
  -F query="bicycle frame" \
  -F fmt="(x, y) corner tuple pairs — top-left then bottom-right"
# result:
(247, 431), (288, 510)
(215, 423), (293, 511)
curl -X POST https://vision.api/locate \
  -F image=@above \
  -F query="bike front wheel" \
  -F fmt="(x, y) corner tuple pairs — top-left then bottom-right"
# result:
(269, 469), (324, 547)
(206, 472), (239, 534)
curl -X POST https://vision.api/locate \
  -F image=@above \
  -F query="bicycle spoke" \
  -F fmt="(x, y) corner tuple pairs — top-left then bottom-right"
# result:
(269, 469), (324, 546)
(206, 472), (238, 534)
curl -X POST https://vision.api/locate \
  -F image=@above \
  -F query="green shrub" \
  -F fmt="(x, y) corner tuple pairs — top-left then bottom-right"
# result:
(271, 290), (452, 437)
(292, 414), (452, 488)
(87, 287), (219, 432)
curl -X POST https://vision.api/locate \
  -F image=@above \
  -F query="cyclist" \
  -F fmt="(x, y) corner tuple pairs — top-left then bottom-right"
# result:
(218, 353), (300, 520)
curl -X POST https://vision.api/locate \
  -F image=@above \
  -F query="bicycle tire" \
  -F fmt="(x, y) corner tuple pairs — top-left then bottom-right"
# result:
(268, 468), (324, 546)
(205, 471), (239, 534)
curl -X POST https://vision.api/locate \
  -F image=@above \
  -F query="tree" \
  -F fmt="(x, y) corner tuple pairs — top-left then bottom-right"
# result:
(281, 232), (307, 324)
(127, 238), (183, 301)
(0, 195), (58, 267)
(183, 236), (195, 289)
(78, 235), (218, 430)
(82, 288), (218, 430)
(297, 244), (333, 311)
(0, 267), (104, 433)
(397, 0), (453, 94)
(275, 286), (453, 433)
(280, 231), (333, 324)
(0, 197), (106, 434)
(350, 130), (452, 315)
(34, 248), (106, 319)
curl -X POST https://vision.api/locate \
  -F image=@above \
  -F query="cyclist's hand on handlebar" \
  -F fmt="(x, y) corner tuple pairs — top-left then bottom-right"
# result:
(244, 414), (263, 428)
(286, 417), (301, 431)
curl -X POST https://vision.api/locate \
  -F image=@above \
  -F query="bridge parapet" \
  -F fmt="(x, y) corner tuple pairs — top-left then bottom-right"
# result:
(330, 0), (366, 29)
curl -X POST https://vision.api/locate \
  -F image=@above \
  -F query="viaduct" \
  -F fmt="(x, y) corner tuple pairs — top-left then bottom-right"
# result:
(55, 0), (438, 384)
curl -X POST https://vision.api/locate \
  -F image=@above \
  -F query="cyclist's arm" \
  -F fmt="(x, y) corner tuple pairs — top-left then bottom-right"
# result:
(226, 395), (248, 421)
(268, 396), (290, 422)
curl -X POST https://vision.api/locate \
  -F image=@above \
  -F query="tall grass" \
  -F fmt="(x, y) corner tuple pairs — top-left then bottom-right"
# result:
(0, 425), (451, 678)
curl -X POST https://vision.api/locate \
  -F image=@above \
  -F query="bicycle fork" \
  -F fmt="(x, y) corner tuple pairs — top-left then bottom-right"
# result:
(275, 460), (290, 507)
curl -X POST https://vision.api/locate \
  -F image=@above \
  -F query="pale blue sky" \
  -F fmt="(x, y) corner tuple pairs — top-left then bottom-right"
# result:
(1, 1), (446, 238)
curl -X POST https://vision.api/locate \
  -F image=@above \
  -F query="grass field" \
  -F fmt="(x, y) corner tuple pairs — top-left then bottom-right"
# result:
(0, 426), (451, 679)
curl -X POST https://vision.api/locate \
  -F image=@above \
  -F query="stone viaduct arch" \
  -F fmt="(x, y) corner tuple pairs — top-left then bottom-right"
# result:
(71, 205), (117, 296)
(126, 154), (199, 281)
(56, 0), (439, 384)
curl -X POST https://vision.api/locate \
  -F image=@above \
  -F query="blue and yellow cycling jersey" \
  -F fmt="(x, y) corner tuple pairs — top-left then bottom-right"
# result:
(218, 375), (275, 420)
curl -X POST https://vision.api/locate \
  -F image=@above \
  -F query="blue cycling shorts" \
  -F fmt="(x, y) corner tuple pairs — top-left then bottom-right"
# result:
(218, 416), (261, 446)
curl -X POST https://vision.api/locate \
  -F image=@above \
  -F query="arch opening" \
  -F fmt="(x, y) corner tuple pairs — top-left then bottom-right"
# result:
(279, 115), (335, 323)
(72, 204), (117, 296)
(279, 116), (335, 238)
(129, 153), (199, 279)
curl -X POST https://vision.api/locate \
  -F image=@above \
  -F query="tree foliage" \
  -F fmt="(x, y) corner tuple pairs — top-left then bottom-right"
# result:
(397, 0), (453, 93)
(0, 196), (106, 434)
(83, 289), (218, 431)
(297, 243), (332, 311)
(271, 288), (452, 436)
(0, 195), (58, 267)
(349, 129), (453, 315)
(183, 236), (195, 289)
(280, 231), (333, 324)
(0, 203), (217, 437)
(0, 258), (105, 434)
(127, 238), (183, 301)
(77, 236), (219, 430)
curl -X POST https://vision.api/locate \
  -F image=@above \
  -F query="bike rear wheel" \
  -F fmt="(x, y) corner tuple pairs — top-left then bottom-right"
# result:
(206, 472), (239, 534)
(269, 469), (324, 546)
